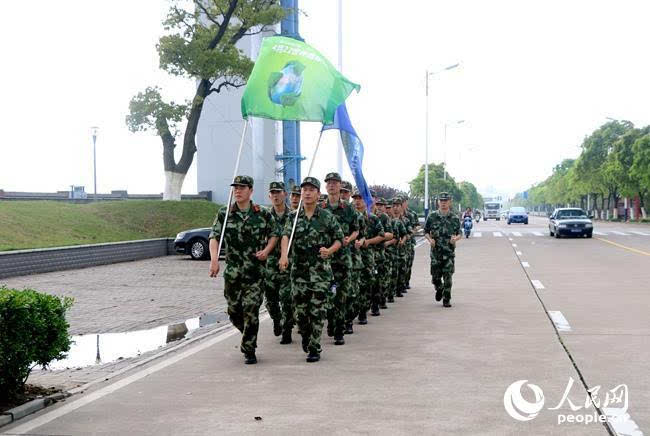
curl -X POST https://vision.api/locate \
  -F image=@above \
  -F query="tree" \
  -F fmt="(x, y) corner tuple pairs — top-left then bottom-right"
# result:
(630, 133), (650, 209)
(126, 0), (285, 200)
(409, 163), (462, 205)
(369, 184), (407, 202)
(458, 181), (483, 209)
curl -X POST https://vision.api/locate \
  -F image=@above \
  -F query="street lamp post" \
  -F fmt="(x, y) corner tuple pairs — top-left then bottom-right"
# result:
(443, 119), (465, 181)
(91, 126), (99, 200)
(424, 63), (460, 219)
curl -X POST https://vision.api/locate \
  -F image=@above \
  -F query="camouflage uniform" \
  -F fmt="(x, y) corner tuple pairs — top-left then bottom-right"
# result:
(209, 194), (277, 355)
(424, 208), (461, 303)
(398, 208), (413, 294)
(374, 200), (393, 306)
(265, 201), (292, 337)
(358, 210), (384, 317)
(390, 207), (407, 298)
(405, 207), (419, 287)
(348, 210), (364, 326)
(321, 197), (359, 339)
(284, 203), (344, 354)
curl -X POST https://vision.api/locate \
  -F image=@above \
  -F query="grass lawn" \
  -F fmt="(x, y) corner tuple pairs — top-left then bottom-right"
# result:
(0, 200), (220, 251)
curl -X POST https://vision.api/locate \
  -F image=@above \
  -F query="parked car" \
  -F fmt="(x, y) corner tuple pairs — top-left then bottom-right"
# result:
(174, 228), (212, 260)
(507, 207), (529, 225)
(548, 208), (593, 238)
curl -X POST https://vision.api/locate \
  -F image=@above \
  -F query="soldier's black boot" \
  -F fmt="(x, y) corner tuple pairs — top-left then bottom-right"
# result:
(370, 303), (380, 316)
(280, 329), (292, 344)
(334, 334), (345, 345)
(387, 296), (395, 303)
(379, 300), (388, 309)
(327, 322), (334, 337)
(358, 312), (368, 325)
(402, 287), (408, 294)
(443, 299), (452, 308)
(435, 287), (443, 302)
(406, 283), (411, 289)
(306, 350), (320, 362)
(396, 290), (403, 298)
(273, 319), (282, 337)
(244, 352), (257, 365)
(344, 322), (354, 334)
(301, 335), (309, 353)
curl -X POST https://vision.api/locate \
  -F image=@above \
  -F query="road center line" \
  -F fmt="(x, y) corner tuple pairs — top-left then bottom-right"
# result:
(548, 311), (572, 331)
(516, 251), (522, 256)
(473, 232), (482, 237)
(596, 238), (650, 256)
(511, 243), (517, 247)
(532, 231), (543, 236)
(531, 279), (545, 289)
(521, 261), (530, 268)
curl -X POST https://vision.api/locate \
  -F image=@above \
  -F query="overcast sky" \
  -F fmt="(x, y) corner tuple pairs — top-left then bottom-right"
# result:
(2, 0), (650, 198)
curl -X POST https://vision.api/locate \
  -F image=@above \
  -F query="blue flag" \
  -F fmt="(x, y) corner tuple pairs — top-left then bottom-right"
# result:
(322, 104), (373, 212)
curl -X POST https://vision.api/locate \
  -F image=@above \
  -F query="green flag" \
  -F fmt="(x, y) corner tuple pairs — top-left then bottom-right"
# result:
(241, 36), (360, 124)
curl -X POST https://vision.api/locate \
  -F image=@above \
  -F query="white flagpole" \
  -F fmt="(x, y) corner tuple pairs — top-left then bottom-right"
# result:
(287, 129), (324, 252)
(217, 119), (249, 258)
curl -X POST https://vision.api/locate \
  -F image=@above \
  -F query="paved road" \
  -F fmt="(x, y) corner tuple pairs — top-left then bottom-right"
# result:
(5, 216), (648, 435)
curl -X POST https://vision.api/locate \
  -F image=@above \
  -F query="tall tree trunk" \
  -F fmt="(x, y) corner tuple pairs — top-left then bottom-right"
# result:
(164, 171), (186, 201)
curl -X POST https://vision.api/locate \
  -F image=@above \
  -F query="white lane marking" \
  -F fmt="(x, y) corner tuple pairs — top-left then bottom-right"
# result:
(532, 232), (543, 236)
(593, 231), (607, 235)
(508, 237), (513, 241)
(548, 311), (571, 331)
(8, 319), (249, 434)
(516, 251), (522, 256)
(630, 230), (650, 236)
(522, 261), (530, 268)
(512, 232), (523, 237)
(611, 231), (629, 235)
(494, 232), (503, 237)
(531, 279), (545, 289)
(603, 408), (644, 436)
(473, 232), (482, 237)
(512, 243), (517, 247)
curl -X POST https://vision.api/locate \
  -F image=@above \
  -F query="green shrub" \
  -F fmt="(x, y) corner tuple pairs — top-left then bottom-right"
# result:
(0, 287), (73, 400)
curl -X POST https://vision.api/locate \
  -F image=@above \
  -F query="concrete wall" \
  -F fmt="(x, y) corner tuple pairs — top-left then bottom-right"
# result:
(0, 239), (174, 280)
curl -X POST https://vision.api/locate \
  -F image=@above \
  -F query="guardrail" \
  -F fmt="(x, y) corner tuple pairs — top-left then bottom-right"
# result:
(0, 239), (176, 280)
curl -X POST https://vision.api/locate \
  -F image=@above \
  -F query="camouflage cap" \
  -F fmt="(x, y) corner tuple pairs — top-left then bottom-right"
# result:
(301, 176), (321, 190)
(231, 175), (253, 188)
(351, 189), (362, 198)
(391, 197), (402, 205)
(268, 181), (285, 192)
(340, 181), (353, 192)
(290, 185), (301, 195)
(324, 172), (342, 182)
(375, 197), (386, 205)
(438, 192), (451, 200)
(386, 202), (393, 208)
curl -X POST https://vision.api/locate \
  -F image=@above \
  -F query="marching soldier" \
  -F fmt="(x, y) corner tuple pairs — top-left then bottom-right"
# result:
(390, 199), (408, 298)
(384, 201), (401, 303)
(402, 196), (420, 290)
(265, 181), (294, 344)
(289, 185), (301, 210)
(279, 177), (343, 362)
(340, 181), (353, 203)
(372, 195), (394, 309)
(423, 192), (462, 307)
(322, 172), (359, 345)
(209, 176), (278, 365)
(352, 190), (385, 322)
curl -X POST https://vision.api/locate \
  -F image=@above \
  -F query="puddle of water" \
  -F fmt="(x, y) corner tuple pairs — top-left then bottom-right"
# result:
(44, 312), (220, 370)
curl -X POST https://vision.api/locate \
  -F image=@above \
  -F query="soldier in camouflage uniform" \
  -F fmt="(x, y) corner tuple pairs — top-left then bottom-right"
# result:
(395, 199), (413, 295)
(322, 172), (359, 345)
(372, 196), (394, 310)
(402, 196), (420, 290)
(340, 180), (359, 333)
(279, 177), (343, 363)
(265, 181), (294, 344)
(384, 201), (401, 302)
(352, 190), (385, 323)
(423, 192), (462, 308)
(390, 198), (408, 299)
(209, 175), (278, 365)
(289, 185), (301, 211)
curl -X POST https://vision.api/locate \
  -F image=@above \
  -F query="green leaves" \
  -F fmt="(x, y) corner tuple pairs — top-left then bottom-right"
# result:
(0, 287), (73, 399)
(126, 86), (188, 136)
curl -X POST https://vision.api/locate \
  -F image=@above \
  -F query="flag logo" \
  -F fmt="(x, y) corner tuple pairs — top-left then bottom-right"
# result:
(268, 61), (305, 106)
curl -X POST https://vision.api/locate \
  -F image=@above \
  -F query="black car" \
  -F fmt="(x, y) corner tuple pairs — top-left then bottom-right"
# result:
(174, 228), (212, 260)
(548, 208), (593, 238)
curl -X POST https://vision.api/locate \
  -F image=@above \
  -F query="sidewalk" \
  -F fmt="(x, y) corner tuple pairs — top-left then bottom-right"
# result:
(6, 239), (604, 435)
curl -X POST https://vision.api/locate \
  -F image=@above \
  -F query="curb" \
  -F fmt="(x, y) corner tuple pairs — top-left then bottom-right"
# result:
(0, 392), (70, 428)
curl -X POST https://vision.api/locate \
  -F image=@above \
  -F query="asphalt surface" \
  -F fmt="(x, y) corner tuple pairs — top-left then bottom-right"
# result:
(4, 216), (648, 435)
